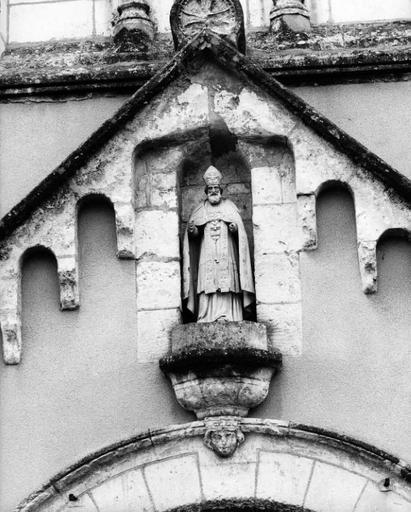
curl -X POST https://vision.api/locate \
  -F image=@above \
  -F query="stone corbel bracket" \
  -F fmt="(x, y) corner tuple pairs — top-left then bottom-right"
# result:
(160, 321), (281, 457)
(160, 322), (281, 411)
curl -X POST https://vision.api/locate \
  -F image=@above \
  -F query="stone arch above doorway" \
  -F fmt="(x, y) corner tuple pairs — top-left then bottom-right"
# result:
(18, 419), (411, 512)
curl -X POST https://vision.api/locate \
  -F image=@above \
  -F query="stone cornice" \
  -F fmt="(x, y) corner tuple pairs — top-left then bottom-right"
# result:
(0, 21), (410, 97)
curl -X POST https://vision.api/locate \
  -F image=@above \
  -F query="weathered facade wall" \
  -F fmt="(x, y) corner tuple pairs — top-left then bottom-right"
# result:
(1, 81), (410, 219)
(0, 56), (410, 512)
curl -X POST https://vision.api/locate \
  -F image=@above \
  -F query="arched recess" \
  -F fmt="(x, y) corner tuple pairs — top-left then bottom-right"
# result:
(17, 420), (411, 512)
(131, 128), (299, 358)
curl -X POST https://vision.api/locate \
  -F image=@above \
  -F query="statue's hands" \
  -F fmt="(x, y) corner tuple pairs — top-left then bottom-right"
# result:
(228, 223), (238, 233)
(188, 221), (198, 237)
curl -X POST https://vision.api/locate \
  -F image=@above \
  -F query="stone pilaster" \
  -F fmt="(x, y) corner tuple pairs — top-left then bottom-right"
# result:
(270, 0), (311, 34)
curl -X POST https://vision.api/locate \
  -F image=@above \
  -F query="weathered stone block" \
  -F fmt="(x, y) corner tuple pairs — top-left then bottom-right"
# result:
(256, 451), (314, 505)
(135, 210), (179, 260)
(137, 308), (181, 363)
(257, 303), (302, 355)
(135, 173), (150, 209)
(201, 459), (257, 500)
(357, 239), (378, 294)
(251, 166), (283, 205)
(0, 315), (22, 365)
(136, 261), (181, 310)
(355, 481), (411, 512)
(291, 125), (355, 195)
(304, 462), (367, 512)
(144, 454), (202, 510)
(91, 468), (154, 512)
(255, 252), (301, 304)
(215, 88), (297, 140)
(253, 203), (301, 254)
(298, 193), (317, 250)
(114, 201), (135, 259)
(280, 151), (297, 203)
(170, 321), (269, 352)
(56, 255), (79, 310)
(150, 172), (178, 209)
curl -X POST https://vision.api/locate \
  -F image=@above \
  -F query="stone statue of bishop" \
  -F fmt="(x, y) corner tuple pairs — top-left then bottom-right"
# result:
(183, 166), (254, 322)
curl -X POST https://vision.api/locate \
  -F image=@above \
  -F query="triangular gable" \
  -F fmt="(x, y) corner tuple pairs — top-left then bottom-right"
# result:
(1, 30), (410, 240)
(0, 30), (410, 365)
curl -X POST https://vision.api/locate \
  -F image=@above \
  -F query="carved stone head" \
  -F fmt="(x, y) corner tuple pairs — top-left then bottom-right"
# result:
(204, 166), (223, 204)
(204, 419), (245, 457)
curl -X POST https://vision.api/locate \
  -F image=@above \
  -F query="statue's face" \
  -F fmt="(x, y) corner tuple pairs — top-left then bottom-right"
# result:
(209, 430), (238, 457)
(207, 185), (222, 205)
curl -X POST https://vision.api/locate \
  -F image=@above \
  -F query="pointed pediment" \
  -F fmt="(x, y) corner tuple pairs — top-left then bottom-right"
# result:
(0, 31), (410, 241)
(0, 30), (410, 364)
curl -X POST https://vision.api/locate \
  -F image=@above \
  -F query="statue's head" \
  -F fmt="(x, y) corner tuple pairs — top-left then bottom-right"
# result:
(204, 419), (245, 458)
(203, 166), (223, 205)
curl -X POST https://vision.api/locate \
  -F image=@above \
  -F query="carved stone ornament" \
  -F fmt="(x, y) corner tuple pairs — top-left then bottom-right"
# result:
(170, 0), (246, 52)
(160, 322), (282, 420)
(270, 0), (311, 33)
(204, 417), (245, 457)
(113, 0), (155, 50)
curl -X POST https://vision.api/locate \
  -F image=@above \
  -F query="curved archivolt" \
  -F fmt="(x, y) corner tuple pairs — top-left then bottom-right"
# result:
(18, 419), (411, 512)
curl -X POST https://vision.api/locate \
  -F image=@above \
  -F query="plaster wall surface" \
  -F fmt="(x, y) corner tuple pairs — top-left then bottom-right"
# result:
(0, 191), (410, 512)
(0, 96), (128, 218)
(293, 81), (411, 181)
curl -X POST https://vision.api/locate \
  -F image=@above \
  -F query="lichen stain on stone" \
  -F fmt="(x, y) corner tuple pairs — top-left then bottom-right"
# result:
(0, 243), (11, 261)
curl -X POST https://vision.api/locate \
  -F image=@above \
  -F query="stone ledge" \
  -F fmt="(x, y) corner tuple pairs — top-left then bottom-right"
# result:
(159, 345), (282, 374)
(161, 321), (282, 373)
(0, 21), (410, 97)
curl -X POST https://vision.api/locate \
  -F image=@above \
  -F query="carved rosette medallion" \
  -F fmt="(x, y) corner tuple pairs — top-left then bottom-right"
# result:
(170, 0), (245, 52)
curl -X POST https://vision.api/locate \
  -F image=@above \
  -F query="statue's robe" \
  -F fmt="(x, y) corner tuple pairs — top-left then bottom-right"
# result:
(183, 198), (254, 322)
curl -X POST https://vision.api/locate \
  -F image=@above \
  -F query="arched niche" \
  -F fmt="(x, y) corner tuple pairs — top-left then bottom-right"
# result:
(132, 130), (299, 349)
(17, 419), (411, 512)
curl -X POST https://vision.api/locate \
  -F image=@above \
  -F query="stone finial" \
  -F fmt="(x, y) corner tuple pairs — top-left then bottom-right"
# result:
(113, 0), (155, 50)
(270, 0), (311, 34)
(170, 0), (246, 53)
